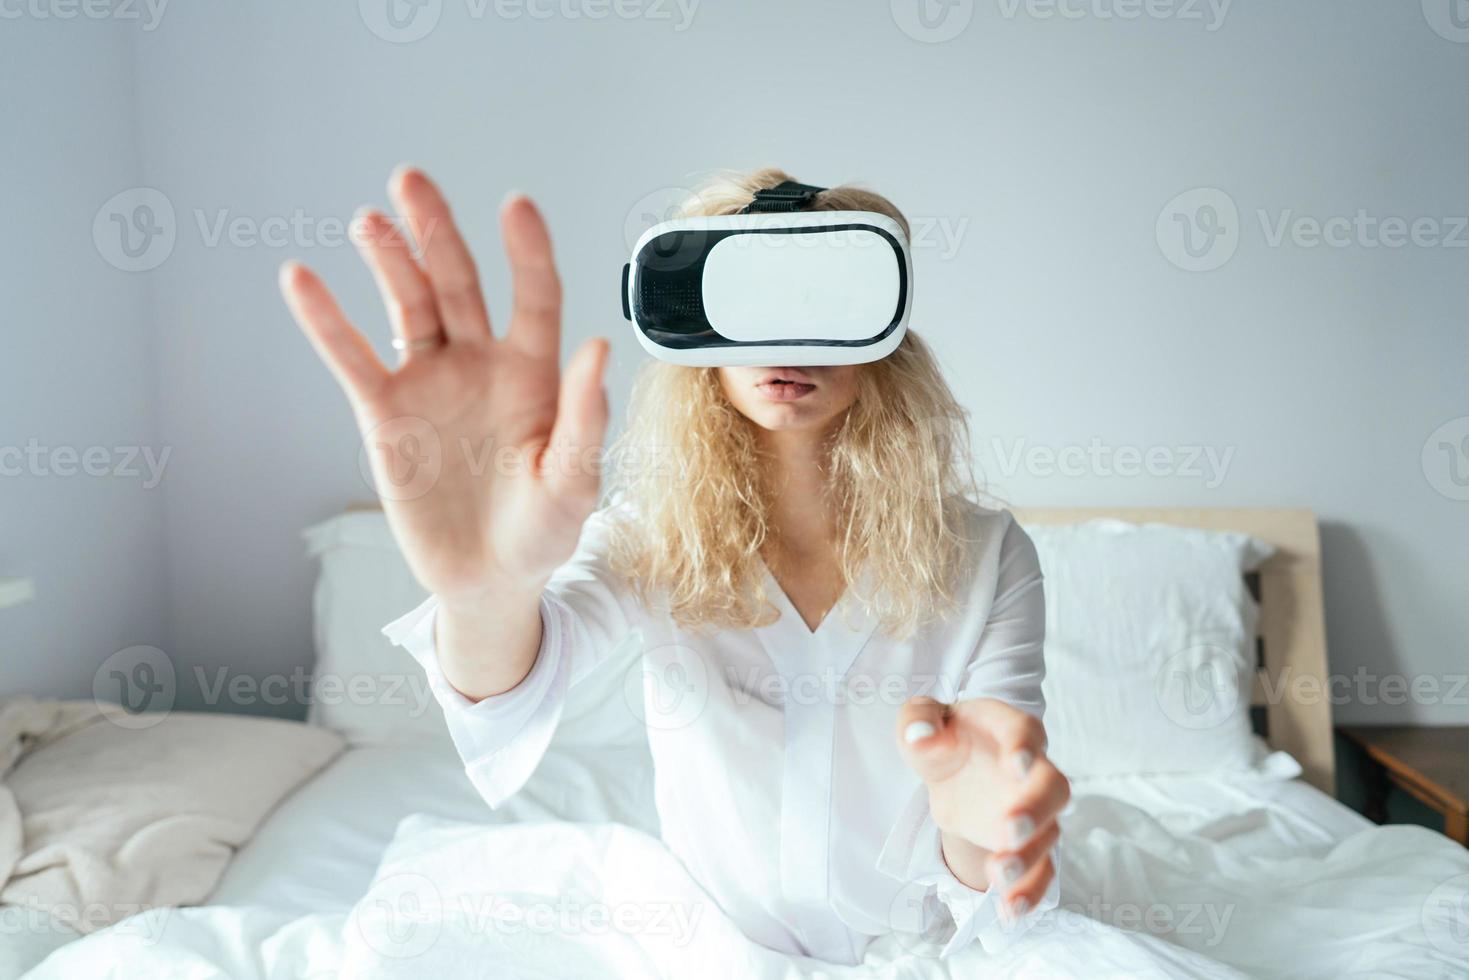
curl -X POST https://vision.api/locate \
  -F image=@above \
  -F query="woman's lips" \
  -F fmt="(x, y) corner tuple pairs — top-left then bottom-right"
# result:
(754, 367), (817, 401)
(756, 381), (817, 401)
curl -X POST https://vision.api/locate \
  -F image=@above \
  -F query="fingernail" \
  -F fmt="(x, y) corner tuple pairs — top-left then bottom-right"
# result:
(1007, 815), (1035, 848)
(993, 857), (1024, 886)
(1008, 897), (1031, 920)
(904, 721), (936, 744)
(1011, 749), (1034, 779)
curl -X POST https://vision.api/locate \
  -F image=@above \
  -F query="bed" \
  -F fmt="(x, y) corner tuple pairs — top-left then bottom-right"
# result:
(18, 508), (1469, 979)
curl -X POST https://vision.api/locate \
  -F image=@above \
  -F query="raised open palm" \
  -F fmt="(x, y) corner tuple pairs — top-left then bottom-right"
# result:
(280, 168), (609, 607)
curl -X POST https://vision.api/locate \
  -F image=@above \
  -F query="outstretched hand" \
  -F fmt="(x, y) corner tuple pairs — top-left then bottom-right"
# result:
(897, 697), (1070, 918)
(279, 168), (609, 609)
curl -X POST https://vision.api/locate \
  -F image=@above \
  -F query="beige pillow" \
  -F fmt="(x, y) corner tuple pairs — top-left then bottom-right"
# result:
(1, 708), (343, 933)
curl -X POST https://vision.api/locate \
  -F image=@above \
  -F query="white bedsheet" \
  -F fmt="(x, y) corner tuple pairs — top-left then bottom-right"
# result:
(213, 736), (659, 914)
(24, 746), (1469, 979)
(208, 742), (486, 915)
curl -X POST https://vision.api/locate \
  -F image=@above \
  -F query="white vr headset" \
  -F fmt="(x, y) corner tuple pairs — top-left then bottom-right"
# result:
(622, 181), (911, 366)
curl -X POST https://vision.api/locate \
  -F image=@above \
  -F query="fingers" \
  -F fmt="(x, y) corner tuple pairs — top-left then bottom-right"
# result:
(987, 817), (1059, 892)
(989, 830), (1057, 919)
(1006, 755), (1071, 831)
(389, 166), (491, 343)
(543, 338), (610, 504)
(352, 209), (440, 356)
(970, 699), (1068, 841)
(279, 261), (387, 404)
(501, 193), (562, 358)
(895, 697), (967, 785)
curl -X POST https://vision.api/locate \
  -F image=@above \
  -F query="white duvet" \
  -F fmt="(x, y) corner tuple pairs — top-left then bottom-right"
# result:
(25, 776), (1469, 980)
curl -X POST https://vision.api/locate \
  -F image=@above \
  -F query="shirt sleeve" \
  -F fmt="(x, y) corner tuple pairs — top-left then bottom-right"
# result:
(879, 785), (1061, 957)
(876, 512), (1059, 957)
(954, 514), (1047, 717)
(381, 507), (635, 808)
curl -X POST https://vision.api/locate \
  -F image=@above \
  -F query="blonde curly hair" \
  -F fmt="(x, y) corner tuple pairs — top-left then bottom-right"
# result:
(608, 169), (978, 637)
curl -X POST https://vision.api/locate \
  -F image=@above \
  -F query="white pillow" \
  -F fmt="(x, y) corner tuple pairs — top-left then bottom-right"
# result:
(1023, 520), (1274, 779)
(304, 512), (647, 750)
(304, 512), (442, 745)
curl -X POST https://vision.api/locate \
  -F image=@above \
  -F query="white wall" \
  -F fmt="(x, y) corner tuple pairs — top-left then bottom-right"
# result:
(7, 0), (1467, 724)
(0, 18), (167, 698)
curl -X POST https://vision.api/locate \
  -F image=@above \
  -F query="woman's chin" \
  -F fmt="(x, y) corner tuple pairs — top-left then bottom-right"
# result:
(747, 403), (837, 432)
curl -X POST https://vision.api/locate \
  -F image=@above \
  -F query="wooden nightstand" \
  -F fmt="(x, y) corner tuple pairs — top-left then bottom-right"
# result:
(1338, 725), (1469, 845)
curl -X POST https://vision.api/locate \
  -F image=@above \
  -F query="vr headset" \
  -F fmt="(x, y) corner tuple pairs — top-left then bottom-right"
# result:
(622, 181), (911, 366)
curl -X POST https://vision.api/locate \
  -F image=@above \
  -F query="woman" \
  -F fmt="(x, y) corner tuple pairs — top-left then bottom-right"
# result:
(279, 167), (1069, 964)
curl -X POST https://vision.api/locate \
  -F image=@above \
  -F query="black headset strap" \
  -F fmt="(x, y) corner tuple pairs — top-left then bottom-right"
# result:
(741, 180), (827, 214)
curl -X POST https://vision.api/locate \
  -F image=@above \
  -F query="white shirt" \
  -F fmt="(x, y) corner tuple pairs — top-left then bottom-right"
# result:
(384, 503), (1058, 964)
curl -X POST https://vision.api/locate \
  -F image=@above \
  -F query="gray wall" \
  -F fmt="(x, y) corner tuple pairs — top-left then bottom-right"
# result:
(5, 1), (1466, 725)
(1, 18), (167, 698)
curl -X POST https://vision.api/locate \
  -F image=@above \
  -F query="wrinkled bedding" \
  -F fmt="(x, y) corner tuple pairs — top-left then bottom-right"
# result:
(25, 750), (1469, 980)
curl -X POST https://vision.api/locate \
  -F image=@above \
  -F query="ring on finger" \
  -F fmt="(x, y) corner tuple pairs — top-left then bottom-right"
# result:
(391, 332), (447, 352)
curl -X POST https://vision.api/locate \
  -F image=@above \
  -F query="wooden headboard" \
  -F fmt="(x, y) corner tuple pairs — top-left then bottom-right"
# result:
(1011, 507), (1335, 795)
